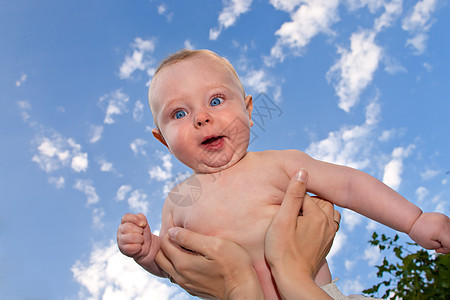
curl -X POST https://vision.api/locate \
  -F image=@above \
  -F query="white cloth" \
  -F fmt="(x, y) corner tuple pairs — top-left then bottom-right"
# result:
(321, 279), (381, 300)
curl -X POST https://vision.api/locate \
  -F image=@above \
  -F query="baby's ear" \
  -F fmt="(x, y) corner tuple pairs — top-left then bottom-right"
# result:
(244, 95), (254, 127)
(152, 128), (169, 148)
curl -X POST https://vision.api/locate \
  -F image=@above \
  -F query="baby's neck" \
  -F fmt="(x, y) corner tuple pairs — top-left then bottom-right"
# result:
(192, 150), (250, 175)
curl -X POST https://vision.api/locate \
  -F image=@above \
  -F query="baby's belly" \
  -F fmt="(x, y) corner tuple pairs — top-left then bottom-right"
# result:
(176, 197), (332, 298)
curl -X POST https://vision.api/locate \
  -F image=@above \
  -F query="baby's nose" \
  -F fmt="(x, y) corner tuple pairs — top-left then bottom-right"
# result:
(194, 112), (212, 128)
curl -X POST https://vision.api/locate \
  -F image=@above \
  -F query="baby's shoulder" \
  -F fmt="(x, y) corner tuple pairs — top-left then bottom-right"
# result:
(162, 174), (203, 208)
(250, 149), (307, 161)
(248, 149), (313, 176)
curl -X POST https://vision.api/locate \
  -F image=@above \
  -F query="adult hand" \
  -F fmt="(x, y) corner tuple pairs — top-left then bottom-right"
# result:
(265, 169), (340, 300)
(155, 228), (264, 299)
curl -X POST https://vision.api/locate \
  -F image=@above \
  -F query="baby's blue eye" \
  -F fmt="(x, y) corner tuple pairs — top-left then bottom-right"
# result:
(210, 97), (224, 107)
(174, 110), (187, 119)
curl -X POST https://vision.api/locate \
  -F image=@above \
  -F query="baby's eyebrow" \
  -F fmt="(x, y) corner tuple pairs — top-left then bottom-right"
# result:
(158, 98), (186, 120)
(161, 98), (183, 112)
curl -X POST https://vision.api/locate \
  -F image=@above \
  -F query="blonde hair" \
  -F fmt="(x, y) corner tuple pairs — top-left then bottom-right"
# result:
(148, 49), (245, 125)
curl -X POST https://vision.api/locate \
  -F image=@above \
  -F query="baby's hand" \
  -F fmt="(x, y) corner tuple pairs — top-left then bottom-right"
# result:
(408, 212), (450, 254)
(117, 213), (154, 261)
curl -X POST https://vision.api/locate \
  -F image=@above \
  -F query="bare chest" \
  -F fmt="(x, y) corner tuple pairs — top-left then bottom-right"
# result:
(171, 167), (289, 251)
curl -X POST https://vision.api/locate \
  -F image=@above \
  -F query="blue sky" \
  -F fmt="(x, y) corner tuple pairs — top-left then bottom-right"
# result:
(1, 0), (449, 299)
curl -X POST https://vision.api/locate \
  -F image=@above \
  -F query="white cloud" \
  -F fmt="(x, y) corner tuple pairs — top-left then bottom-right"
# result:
(209, 0), (253, 40)
(382, 145), (415, 190)
(344, 259), (357, 271)
(183, 40), (195, 50)
(115, 185), (149, 213)
(242, 69), (272, 94)
(341, 277), (364, 295)
(327, 30), (381, 112)
(383, 55), (407, 74)
(99, 89), (130, 125)
(415, 186), (428, 202)
(270, 0), (303, 12)
(72, 153), (89, 172)
(423, 62), (432, 71)
(373, 0), (402, 32)
(434, 201), (446, 214)
(72, 242), (187, 300)
(267, 0), (339, 64)
(402, 0), (438, 54)
(345, 0), (384, 13)
(420, 169), (439, 180)
(157, 4), (167, 15)
(306, 101), (379, 170)
(99, 159), (115, 173)
(149, 152), (173, 181)
(378, 128), (405, 142)
(89, 125), (104, 143)
(342, 209), (363, 232)
(365, 100), (381, 125)
(74, 179), (99, 205)
(364, 244), (381, 266)
(116, 185), (133, 201)
(328, 231), (346, 261)
(431, 193), (441, 204)
(17, 100), (32, 122)
(119, 37), (156, 79)
(157, 4), (173, 21)
(133, 100), (145, 122)
(405, 32), (428, 54)
(92, 207), (105, 230)
(15, 73), (27, 87)
(32, 134), (88, 173)
(49, 176), (65, 189)
(128, 190), (150, 214)
(130, 138), (148, 156)
(366, 220), (378, 231)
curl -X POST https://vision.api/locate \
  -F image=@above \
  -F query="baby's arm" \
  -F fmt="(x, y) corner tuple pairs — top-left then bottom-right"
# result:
(117, 213), (166, 277)
(283, 150), (449, 253)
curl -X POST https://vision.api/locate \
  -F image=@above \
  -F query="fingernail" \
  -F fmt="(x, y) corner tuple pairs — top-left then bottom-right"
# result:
(295, 169), (308, 182)
(168, 227), (179, 239)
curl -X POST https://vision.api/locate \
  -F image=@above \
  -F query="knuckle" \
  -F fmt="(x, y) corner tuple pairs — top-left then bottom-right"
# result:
(176, 261), (190, 274)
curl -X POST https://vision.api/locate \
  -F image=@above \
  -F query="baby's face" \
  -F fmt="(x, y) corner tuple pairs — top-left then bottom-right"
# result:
(150, 55), (253, 173)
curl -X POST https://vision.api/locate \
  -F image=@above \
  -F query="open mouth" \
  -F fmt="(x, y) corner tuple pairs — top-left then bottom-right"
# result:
(201, 136), (224, 145)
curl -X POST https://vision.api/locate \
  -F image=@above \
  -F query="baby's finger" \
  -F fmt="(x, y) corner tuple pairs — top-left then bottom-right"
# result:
(119, 243), (143, 256)
(121, 213), (147, 227)
(119, 232), (145, 245)
(120, 222), (144, 234)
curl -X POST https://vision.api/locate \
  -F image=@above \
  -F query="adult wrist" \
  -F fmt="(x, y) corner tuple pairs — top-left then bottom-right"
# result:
(271, 266), (329, 300)
(225, 268), (264, 300)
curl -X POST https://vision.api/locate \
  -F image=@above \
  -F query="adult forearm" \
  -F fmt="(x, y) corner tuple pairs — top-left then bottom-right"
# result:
(271, 269), (332, 300)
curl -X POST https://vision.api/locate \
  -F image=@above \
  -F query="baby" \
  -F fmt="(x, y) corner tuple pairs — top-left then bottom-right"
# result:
(117, 49), (450, 299)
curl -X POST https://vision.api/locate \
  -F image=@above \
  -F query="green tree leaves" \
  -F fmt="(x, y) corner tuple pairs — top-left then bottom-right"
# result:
(363, 232), (450, 299)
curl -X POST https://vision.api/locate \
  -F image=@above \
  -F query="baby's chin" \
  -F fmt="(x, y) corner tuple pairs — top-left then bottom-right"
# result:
(191, 151), (247, 174)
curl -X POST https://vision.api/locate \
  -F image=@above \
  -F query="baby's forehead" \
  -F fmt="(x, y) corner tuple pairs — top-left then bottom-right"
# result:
(153, 55), (238, 90)
(162, 53), (230, 75)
